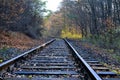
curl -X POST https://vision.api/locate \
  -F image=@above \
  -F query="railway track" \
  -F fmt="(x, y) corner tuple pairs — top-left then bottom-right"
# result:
(0, 39), (119, 80)
(65, 39), (120, 80)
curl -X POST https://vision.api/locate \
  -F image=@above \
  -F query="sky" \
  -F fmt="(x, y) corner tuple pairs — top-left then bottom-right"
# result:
(42, 0), (63, 12)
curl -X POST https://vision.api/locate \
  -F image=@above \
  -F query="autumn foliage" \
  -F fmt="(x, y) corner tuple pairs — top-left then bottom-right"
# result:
(0, 0), (46, 38)
(60, 0), (120, 51)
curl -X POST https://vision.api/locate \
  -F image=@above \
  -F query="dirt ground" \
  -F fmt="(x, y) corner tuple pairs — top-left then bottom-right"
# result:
(0, 29), (49, 62)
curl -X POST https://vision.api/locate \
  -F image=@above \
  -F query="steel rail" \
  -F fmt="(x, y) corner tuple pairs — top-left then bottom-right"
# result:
(64, 39), (102, 80)
(0, 39), (55, 71)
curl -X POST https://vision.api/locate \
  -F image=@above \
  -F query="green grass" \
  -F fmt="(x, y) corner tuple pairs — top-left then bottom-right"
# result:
(0, 46), (8, 52)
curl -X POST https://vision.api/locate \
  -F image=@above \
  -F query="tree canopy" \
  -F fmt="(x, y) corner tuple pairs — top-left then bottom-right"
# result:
(0, 0), (47, 38)
(60, 0), (120, 50)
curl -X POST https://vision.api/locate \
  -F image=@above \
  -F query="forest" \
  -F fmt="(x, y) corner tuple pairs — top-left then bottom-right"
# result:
(0, 0), (46, 39)
(0, 0), (120, 51)
(0, 0), (120, 78)
(45, 0), (120, 52)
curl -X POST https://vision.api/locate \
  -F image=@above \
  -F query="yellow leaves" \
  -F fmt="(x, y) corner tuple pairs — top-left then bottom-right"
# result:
(61, 28), (82, 39)
(0, 59), (3, 63)
(105, 17), (115, 30)
(28, 75), (32, 79)
(19, 8), (24, 14)
(108, 49), (114, 53)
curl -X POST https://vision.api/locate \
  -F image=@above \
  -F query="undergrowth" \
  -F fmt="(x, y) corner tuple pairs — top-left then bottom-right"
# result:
(61, 27), (82, 39)
(81, 28), (120, 52)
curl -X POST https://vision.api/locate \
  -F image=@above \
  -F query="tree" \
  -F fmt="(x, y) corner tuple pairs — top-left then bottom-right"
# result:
(60, 0), (120, 50)
(0, 0), (47, 38)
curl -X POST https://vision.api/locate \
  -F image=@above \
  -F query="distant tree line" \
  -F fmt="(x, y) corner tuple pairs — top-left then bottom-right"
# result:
(0, 0), (46, 38)
(60, 0), (120, 50)
(43, 12), (64, 37)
